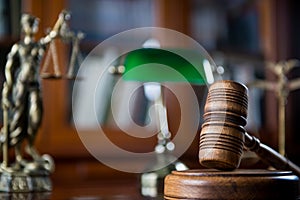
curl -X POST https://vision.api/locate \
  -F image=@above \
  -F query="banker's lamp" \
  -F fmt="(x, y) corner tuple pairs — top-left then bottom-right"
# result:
(123, 48), (208, 84)
(118, 45), (217, 198)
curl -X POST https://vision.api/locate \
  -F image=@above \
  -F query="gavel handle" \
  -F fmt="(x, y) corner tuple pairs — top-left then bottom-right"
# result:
(245, 132), (300, 177)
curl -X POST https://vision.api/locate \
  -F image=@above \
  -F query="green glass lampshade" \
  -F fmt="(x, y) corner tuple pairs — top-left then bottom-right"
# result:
(123, 48), (210, 85)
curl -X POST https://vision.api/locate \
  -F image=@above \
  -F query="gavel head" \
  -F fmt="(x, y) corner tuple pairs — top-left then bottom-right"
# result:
(199, 80), (248, 170)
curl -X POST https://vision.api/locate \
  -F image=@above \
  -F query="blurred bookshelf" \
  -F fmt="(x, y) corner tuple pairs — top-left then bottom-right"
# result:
(67, 0), (155, 52)
(0, 0), (297, 170)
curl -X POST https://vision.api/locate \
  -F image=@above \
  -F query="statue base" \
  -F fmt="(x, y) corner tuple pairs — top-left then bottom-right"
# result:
(0, 191), (51, 199)
(0, 170), (52, 192)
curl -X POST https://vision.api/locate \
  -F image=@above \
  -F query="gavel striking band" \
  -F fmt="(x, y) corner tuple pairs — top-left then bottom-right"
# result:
(199, 80), (300, 177)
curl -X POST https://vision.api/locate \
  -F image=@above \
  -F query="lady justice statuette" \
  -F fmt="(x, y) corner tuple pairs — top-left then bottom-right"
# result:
(0, 10), (83, 192)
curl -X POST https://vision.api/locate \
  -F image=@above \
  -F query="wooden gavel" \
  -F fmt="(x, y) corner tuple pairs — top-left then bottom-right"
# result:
(199, 80), (300, 177)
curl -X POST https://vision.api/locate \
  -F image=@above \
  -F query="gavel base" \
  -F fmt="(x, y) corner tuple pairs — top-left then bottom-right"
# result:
(164, 169), (299, 200)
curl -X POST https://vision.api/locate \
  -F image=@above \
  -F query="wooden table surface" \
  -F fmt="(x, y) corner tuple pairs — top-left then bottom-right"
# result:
(51, 179), (144, 200)
(1, 180), (145, 200)
(0, 159), (159, 200)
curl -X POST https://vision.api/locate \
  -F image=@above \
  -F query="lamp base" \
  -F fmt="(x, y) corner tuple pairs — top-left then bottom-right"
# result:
(141, 160), (188, 199)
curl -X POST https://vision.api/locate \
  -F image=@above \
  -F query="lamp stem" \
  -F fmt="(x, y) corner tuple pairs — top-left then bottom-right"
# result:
(278, 94), (286, 156)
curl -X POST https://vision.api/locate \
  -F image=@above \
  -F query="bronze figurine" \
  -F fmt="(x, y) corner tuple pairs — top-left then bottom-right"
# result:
(0, 10), (78, 192)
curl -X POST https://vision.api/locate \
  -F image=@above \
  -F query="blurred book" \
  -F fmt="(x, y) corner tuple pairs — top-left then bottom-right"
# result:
(8, 0), (21, 37)
(0, 0), (20, 38)
(0, 0), (9, 37)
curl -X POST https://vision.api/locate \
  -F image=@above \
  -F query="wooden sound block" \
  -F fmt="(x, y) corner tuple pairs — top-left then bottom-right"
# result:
(164, 169), (299, 200)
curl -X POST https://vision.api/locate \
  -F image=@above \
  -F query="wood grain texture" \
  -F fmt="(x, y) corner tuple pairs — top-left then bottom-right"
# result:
(199, 80), (248, 170)
(164, 169), (299, 200)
